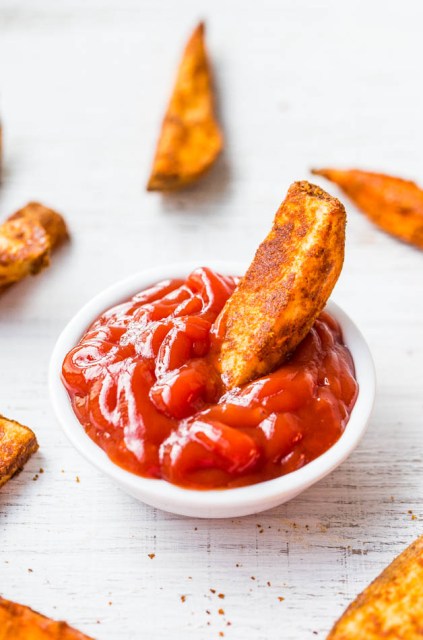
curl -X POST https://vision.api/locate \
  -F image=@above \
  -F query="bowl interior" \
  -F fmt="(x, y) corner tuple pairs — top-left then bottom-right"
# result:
(49, 260), (376, 517)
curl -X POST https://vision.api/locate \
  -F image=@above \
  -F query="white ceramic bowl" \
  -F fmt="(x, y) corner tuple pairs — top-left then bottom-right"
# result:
(49, 261), (375, 518)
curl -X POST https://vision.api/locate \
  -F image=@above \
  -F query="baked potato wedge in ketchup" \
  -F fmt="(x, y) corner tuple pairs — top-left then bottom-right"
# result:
(312, 167), (423, 249)
(147, 22), (223, 191)
(214, 181), (346, 388)
(0, 202), (68, 291)
(327, 535), (423, 639)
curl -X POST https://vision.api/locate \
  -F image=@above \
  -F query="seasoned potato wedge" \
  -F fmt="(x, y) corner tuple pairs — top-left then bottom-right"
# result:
(0, 598), (94, 639)
(214, 181), (346, 388)
(327, 535), (423, 639)
(312, 168), (423, 249)
(0, 415), (38, 488)
(0, 202), (68, 290)
(147, 22), (223, 191)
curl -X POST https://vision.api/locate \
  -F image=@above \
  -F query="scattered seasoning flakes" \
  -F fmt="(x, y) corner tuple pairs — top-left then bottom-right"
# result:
(96, 621), (101, 625)
(108, 601), (112, 606)
(218, 593), (225, 599)
(32, 474), (39, 481)
(259, 529), (264, 534)
(218, 608), (224, 615)
(313, 632), (318, 635)
(412, 514), (417, 521)
(210, 588), (216, 594)
(28, 568), (33, 573)
(219, 633), (224, 637)
(39, 468), (44, 474)
(61, 469), (65, 473)
(180, 595), (186, 603)
(235, 563), (240, 567)
(76, 476), (80, 483)
(148, 553), (155, 559)
(408, 510), (413, 514)
(206, 610), (211, 615)
(278, 596), (285, 602)
(267, 581), (271, 587)
(250, 576), (256, 581)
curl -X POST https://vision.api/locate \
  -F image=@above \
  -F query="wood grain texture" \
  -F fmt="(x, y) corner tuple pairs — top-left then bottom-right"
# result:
(0, 1), (422, 638)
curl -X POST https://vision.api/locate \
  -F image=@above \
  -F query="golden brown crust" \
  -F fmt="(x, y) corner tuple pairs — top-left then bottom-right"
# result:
(327, 535), (423, 639)
(147, 22), (223, 191)
(0, 202), (68, 290)
(0, 598), (94, 639)
(214, 181), (346, 388)
(0, 415), (39, 488)
(312, 168), (423, 249)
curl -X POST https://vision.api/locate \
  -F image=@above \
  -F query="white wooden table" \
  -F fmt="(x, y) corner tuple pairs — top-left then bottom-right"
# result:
(1, 1), (422, 638)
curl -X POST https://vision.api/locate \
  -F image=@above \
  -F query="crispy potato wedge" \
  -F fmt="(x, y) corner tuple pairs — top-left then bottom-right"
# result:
(214, 181), (346, 388)
(0, 598), (94, 639)
(312, 168), (423, 249)
(0, 202), (68, 290)
(0, 415), (38, 488)
(147, 22), (223, 191)
(327, 535), (423, 639)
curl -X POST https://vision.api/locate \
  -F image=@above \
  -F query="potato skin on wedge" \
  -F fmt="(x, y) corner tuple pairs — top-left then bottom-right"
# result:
(214, 181), (346, 388)
(327, 535), (423, 639)
(0, 597), (94, 639)
(0, 202), (68, 290)
(312, 167), (423, 249)
(147, 22), (223, 191)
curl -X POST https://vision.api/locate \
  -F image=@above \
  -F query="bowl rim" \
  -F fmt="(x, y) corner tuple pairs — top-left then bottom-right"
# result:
(49, 260), (376, 511)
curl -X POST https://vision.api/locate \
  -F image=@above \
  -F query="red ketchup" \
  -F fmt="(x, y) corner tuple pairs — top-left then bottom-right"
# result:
(62, 268), (358, 489)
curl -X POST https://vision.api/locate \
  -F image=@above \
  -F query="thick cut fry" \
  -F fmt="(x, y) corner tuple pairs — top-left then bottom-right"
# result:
(312, 168), (423, 249)
(327, 535), (423, 639)
(0, 415), (38, 488)
(147, 22), (223, 191)
(0, 202), (68, 290)
(214, 181), (346, 388)
(0, 598), (94, 639)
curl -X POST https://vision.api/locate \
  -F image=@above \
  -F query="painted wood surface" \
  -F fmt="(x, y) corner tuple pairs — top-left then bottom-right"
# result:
(0, 1), (422, 638)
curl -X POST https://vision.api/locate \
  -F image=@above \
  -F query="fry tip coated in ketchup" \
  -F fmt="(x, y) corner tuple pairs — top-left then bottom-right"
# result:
(61, 267), (358, 489)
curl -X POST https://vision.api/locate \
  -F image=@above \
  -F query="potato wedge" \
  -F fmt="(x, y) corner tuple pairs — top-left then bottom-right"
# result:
(327, 535), (423, 639)
(214, 181), (346, 388)
(312, 168), (423, 249)
(147, 22), (223, 191)
(0, 598), (94, 639)
(0, 415), (38, 488)
(0, 202), (68, 290)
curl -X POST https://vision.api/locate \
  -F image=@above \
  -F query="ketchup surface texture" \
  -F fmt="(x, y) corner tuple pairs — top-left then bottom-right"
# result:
(62, 268), (358, 489)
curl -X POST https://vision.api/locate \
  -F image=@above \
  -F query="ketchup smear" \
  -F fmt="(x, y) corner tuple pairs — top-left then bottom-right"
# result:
(62, 267), (358, 489)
